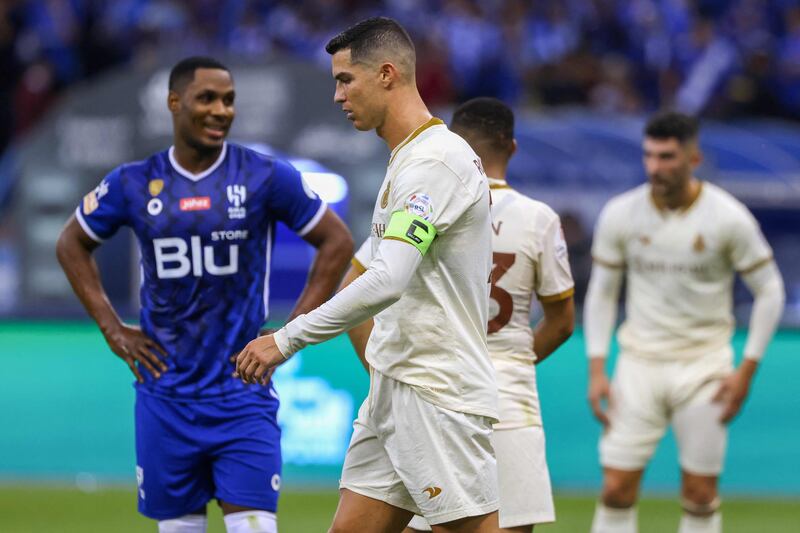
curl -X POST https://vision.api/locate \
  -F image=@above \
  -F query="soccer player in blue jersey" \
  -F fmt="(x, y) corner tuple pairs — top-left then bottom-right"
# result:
(55, 56), (353, 533)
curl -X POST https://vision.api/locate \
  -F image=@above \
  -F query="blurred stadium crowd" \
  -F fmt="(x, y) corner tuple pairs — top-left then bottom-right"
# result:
(2, 0), (800, 158)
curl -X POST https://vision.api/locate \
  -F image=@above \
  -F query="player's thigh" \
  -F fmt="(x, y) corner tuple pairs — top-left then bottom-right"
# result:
(672, 382), (728, 476)
(401, 428), (545, 532)
(601, 355), (670, 471)
(135, 393), (213, 520)
(340, 398), (419, 515)
(330, 488), (414, 533)
(493, 426), (554, 528)
(377, 376), (498, 527)
(430, 510), (499, 533)
(210, 400), (282, 513)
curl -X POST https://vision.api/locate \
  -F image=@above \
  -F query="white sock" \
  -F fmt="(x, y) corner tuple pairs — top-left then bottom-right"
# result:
(158, 514), (207, 533)
(678, 512), (721, 533)
(591, 503), (637, 533)
(224, 510), (277, 533)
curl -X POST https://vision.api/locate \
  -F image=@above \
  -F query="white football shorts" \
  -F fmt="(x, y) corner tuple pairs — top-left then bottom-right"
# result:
(340, 368), (498, 525)
(600, 347), (733, 475)
(407, 425), (555, 530)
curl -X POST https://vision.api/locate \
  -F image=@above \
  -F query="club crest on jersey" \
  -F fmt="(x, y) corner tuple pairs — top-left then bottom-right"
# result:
(693, 234), (705, 252)
(82, 179), (110, 215)
(180, 196), (211, 211)
(148, 179), (164, 197)
(405, 193), (433, 221)
(227, 184), (247, 219)
(380, 181), (391, 209)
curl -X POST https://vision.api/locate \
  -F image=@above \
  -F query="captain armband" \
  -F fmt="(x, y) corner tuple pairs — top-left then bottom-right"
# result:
(384, 210), (437, 256)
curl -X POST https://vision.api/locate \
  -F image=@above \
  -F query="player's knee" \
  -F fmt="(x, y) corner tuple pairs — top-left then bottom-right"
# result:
(601, 475), (639, 508)
(681, 478), (718, 512)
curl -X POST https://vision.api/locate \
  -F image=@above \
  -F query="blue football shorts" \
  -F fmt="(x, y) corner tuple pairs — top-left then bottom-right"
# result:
(134, 391), (281, 520)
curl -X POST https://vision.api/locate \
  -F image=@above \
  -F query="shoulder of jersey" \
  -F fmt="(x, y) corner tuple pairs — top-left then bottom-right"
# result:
(500, 189), (560, 227)
(603, 183), (649, 215)
(407, 125), (476, 162)
(117, 150), (169, 179)
(701, 181), (748, 212)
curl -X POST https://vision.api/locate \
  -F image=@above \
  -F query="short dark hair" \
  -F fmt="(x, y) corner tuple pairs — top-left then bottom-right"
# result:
(325, 16), (415, 65)
(644, 111), (699, 143)
(169, 56), (230, 92)
(451, 97), (515, 154)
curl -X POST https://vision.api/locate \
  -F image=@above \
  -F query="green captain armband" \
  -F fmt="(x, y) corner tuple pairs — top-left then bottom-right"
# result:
(384, 210), (437, 256)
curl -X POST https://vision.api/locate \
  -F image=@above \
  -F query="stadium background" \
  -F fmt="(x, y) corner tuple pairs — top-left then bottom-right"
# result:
(1, 0), (799, 531)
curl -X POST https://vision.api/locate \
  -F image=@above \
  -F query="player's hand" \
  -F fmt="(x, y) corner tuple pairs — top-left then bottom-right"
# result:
(230, 328), (278, 385)
(713, 361), (757, 423)
(103, 323), (168, 383)
(234, 335), (285, 385)
(588, 372), (612, 427)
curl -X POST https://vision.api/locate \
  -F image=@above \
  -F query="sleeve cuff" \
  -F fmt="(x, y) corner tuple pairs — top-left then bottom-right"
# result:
(297, 202), (328, 237)
(272, 328), (293, 359)
(75, 207), (104, 243)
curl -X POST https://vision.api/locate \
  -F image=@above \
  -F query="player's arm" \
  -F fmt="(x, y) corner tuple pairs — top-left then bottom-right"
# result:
(532, 215), (576, 364)
(584, 202), (626, 426)
(56, 216), (167, 382)
(533, 296), (575, 365)
(236, 224), (427, 384)
(714, 210), (785, 422)
(584, 262), (624, 426)
(339, 256), (373, 373)
(289, 207), (354, 320)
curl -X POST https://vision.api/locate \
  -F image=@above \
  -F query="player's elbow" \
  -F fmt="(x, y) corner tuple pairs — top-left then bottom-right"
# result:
(55, 228), (74, 268)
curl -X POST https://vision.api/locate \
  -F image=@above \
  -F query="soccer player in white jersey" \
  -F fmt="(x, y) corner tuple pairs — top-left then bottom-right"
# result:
(235, 17), (499, 533)
(585, 111), (785, 533)
(392, 97), (574, 532)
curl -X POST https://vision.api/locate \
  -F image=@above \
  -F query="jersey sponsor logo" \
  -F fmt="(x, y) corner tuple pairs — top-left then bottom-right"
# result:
(148, 179), (164, 196)
(372, 222), (386, 238)
(147, 198), (163, 216)
(492, 220), (503, 236)
(82, 180), (110, 215)
(227, 184), (247, 219)
(211, 229), (249, 241)
(554, 226), (568, 260)
(153, 236), (238, 278)
(405, 193), (433, 221)
(423, 486), (442, 499)
(380, 181), (391, 209)
(179, 196), (211, 211)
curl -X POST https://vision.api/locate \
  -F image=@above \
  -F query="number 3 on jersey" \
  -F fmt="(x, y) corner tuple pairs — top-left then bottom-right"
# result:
(488, 252), (515, 333)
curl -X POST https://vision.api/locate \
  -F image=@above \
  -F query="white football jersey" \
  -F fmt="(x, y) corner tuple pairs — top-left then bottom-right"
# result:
(487, 179), (574, 429)
(592, 182), (773, 360)
(354, 118), (497, 420)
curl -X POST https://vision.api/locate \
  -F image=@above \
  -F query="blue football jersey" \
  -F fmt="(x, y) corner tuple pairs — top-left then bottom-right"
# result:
(75, 143), (325, 399)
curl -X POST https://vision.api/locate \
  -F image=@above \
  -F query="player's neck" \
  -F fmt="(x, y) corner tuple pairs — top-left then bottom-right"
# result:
(483, 161), (508, 182)
(172, 140), (224, 175)
(378, 90), (433, 152)
(653, 177), (702, 211)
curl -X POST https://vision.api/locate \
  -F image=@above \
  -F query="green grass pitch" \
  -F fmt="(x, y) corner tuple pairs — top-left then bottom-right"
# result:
(0, 487), (797, 532)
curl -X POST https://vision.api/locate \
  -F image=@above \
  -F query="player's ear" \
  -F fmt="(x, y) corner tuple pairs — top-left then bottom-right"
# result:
(689, 142), (703, 168)
(379, 62), (398, 88)
(509, 138), (518, 158)
(167, 90), (181, 115)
